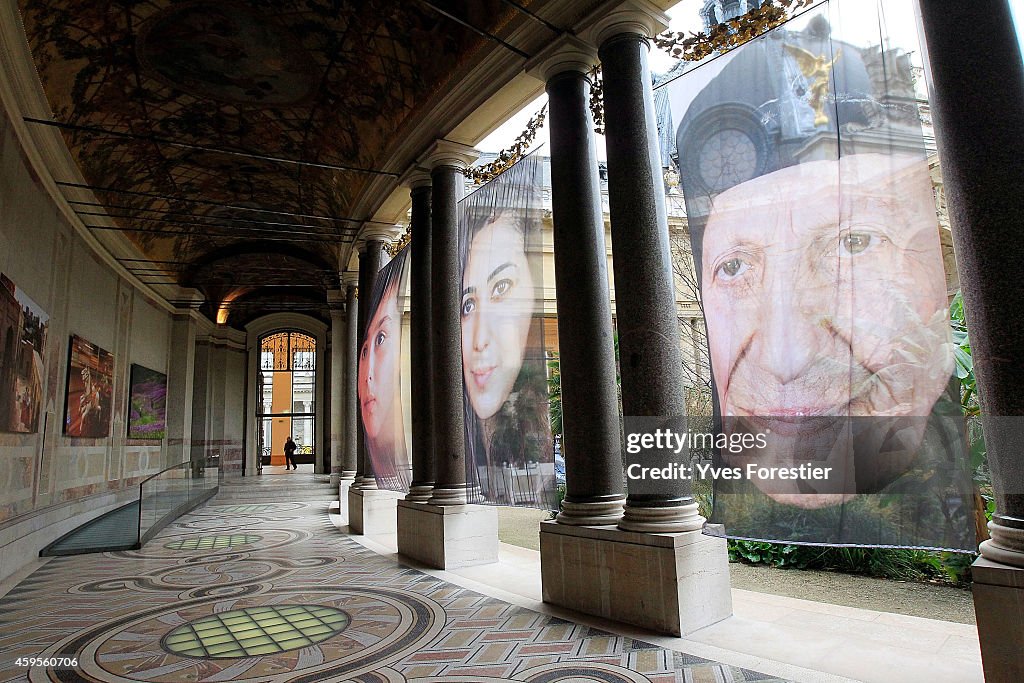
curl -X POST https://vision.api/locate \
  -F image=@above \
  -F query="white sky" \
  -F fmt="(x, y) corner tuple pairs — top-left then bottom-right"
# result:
(476, 0), (1024, 158)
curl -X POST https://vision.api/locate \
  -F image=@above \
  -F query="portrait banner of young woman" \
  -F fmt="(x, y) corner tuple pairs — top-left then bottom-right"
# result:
(458, 153), (557, 509)
(656, 0), (973, 550)
(358, 247), (412, 492)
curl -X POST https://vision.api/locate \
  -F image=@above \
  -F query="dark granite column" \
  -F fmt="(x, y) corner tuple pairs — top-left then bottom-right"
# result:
(919, 0), (1024, 567)
(531, 38), (626, 525)
(352, 238), (386, 491)
(342, 276), (359, 480)
(599, 26), (702, 532)
(407, 177), (436, 501)
(425, 152), (473, 506)
(328, 289), (346, 487)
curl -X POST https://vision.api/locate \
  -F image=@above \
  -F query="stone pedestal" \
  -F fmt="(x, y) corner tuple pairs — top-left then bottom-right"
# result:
(336, 479), (354, 526)
(396, 499), (498, 569)
(971, 557), (1024, 683)
(539, 521), (732, 636)
(347, 487), (401, 535)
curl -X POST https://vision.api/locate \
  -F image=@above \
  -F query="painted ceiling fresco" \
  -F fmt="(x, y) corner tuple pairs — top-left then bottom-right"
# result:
(18, 0), (535, 325)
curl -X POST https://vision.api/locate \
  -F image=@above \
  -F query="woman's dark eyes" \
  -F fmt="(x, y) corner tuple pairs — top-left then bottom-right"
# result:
(490, 278), (513, 299)
(461, 297), (476, 317)
(375, 331), (386, 346)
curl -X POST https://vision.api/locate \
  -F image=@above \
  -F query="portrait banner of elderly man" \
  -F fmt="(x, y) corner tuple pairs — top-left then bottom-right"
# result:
(458, 153), (556, 509)
(657, 0), (973, 550)
(359, 247), (412, 492)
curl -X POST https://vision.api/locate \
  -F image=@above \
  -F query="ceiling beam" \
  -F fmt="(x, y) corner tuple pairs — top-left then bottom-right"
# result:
(56, 180), (359, 223)
(24, 117), (399, 177)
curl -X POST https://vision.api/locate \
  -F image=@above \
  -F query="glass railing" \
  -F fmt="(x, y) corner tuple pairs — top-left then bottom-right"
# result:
(138, 456), (220, 545)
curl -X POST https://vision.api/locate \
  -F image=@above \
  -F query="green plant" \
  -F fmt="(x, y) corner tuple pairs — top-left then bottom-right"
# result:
(726, 540), (974, 586)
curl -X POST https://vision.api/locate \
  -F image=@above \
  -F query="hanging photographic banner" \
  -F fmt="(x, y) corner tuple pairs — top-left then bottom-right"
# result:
(360, 247), (412, 491)
(649, 0), (973, 549)
(0, 274), (48, 434)
(459, 153), (555, 508)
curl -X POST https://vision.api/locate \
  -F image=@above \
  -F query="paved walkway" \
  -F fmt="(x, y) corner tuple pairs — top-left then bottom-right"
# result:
(0, 498), (793, 683)
(0, 474), (984, 683)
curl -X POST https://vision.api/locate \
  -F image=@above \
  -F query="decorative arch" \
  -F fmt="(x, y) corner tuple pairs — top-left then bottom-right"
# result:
(244, 313), (328, 476)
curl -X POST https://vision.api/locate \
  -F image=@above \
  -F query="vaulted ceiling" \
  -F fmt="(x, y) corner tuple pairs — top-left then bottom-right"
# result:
(14, 0), (602, 326)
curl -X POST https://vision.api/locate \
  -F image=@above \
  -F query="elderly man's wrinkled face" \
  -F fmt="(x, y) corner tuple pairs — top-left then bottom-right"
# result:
(701, 155), (952, 428)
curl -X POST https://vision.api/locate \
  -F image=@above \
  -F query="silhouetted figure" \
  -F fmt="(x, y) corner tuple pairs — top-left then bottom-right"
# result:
(284, 435), (297, 470)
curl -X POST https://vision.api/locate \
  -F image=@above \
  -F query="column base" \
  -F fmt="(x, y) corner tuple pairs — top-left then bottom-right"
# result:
(971, 556), (1024, 682)
(336, 478), (354, 525)
(350, 476), (378, 491)
(405, 484), (434, 502)
(427, 486), (467, 506)
(619, 501), (704, 533)
(347, 487), (401, 535)
(980, 518), (1024, 568)
(539, 521), (732, 636)
(555, 497), (625, 525)
(396, 499), (498, 569)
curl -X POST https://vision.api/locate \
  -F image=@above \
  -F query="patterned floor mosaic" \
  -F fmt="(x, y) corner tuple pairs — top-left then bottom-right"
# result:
(0, 500), (793, 683)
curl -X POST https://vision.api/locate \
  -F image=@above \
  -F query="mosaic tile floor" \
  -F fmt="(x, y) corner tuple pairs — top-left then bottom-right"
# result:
(0, 500), (792, 683)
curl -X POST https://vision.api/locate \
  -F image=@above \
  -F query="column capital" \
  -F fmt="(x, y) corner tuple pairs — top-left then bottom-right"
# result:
(525, 35), (598, 82)
(326, 288), (346, 313)
(580, 0), (669, 46)
(359, 222), (403, 247)
(420, 139), (479, 171)
(399, 164), (432, 190)
(341, 271), (359, 288)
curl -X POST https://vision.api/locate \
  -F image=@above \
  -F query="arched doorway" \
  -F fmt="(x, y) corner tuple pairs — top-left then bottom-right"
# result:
(257, 331), (316, 467)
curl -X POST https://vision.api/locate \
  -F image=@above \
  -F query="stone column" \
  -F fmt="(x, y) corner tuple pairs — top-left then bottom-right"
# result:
(341, 274), (359, 482)
(525, 25), (731, 638)
(527, 37), (626, 525)
(404, 168), (435, 502)
(424, 143), (477, 507)
(593, 9), (704, 532)
(351, 235), (388, 491)
(918, 3), (1024, 681)
(328, 288), (345, 487)
(396, 141), (498, 570)
(596, 9), (702, 533)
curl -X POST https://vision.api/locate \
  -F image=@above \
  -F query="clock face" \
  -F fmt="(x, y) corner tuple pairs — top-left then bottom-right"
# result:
(697, 128), (759, 192)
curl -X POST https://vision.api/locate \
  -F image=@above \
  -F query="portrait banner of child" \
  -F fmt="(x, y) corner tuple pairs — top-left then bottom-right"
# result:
(359, 247), (412, 492)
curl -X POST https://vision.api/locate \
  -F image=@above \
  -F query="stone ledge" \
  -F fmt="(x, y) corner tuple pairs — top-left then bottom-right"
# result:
(397, 501), (498, 569)
(540, 518), (711, 548)
(540, 522), (732, 636)
(972, 555), (1024, 588)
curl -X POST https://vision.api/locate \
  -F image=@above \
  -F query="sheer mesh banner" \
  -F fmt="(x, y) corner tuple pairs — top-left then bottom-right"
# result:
(460, 154), (556, 508)
(652, 0), (974, 549)
(361, 246), (412, 492)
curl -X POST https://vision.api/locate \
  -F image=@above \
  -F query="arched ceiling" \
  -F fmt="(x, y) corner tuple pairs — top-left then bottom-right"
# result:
(15, 0), (602, 327)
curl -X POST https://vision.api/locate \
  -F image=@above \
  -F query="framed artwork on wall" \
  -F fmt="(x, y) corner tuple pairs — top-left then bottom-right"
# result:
(0, 273), (49, 434)
(127, 364), (167, 440)
(63, 335), (114, 438)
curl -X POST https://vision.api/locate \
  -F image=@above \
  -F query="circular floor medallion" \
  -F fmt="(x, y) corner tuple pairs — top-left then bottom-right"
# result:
(161, 604), (350, 658)
(164, 534), (261, 550)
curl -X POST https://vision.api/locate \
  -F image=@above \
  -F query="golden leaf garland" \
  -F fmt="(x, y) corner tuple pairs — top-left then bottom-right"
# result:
(653, 0), (817, 62)
(386, 225), (412, 257)
(464, 104), (548, 184)
(464, 0), (816, 184)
